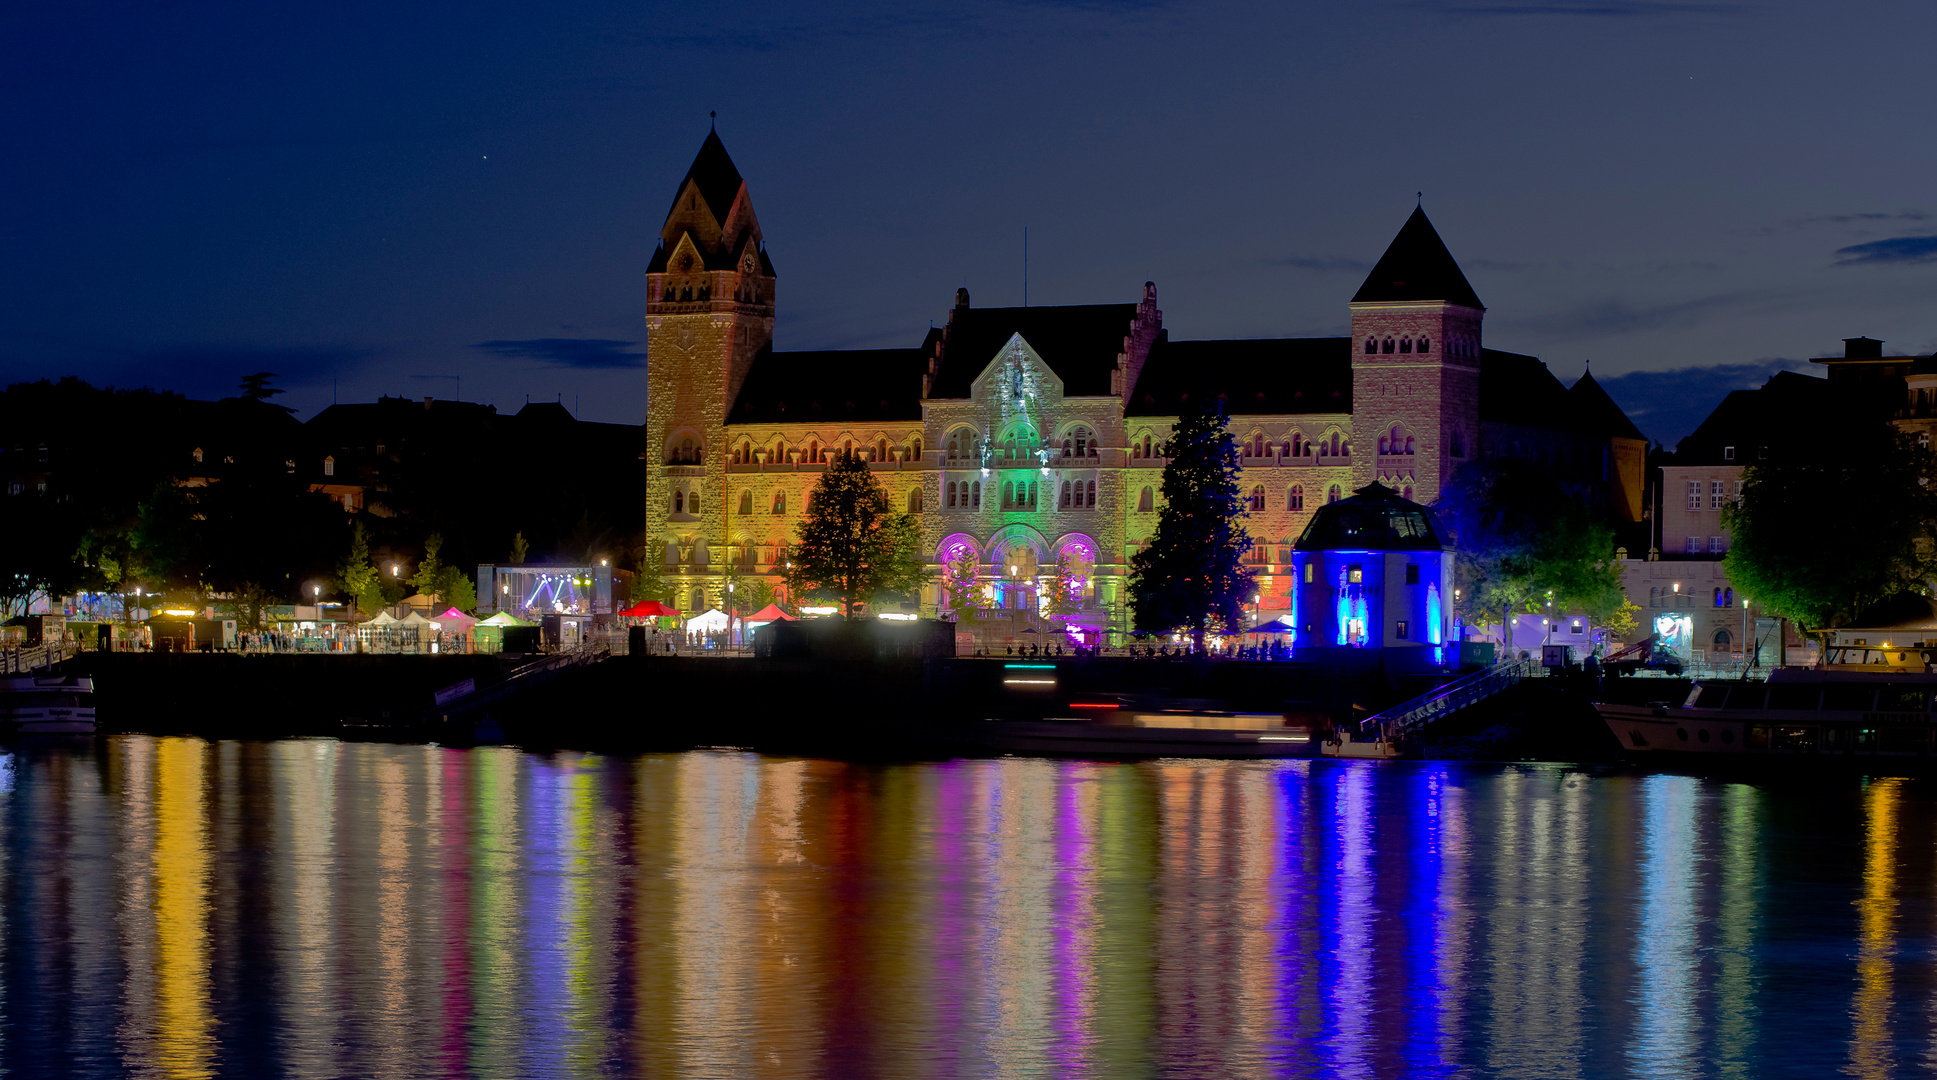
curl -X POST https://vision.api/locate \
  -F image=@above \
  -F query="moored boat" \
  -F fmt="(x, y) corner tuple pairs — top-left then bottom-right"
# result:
(1, 674), (99, 735)
(965, 709), (1318, 758)
(1598, 667), (1937, 760)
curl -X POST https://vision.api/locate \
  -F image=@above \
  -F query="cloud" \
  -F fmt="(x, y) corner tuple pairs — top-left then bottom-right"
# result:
(1424, 0), (1739, 14)
(1269, 255), (1371, 272)
(1515, 291), (1760, 339)
(472, 338), (645, 369)
(1833, 235), (1937, 267)
(1808, 211), (1931, 225)
(1594, 360), (1818, 448)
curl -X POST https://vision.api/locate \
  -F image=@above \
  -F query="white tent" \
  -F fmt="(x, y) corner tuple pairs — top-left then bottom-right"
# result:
(686, 608), (731, 633)
(360, 611), (399, 627)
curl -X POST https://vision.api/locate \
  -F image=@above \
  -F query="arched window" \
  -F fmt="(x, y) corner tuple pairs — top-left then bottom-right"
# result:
(1382, 338), (1395, 354)
(1027, 481), (1038, 508)
(1404, 436), (1414, 454)
(911, 437), (923, 460)
(1649, 586), (1658, 608)
(664, 541), (678, 566)
(1289, 485), (1304, 510)
(1399, 337), (1412, 354)
(1250, 485), (1266, 511)
(772, 492), (786, 515)
(1402, 485), (1413, 501)
(1713, 587), (1722, 607)
(908, 489), (923, 513)
(1138, 486), (1154, 512)
(738, 490), (752, 515)
(809, 440), (821, 463)
(971, 481), (982, 508)
(1723, 587), (1733, 607)
(1712, 628), (1732, 652)
(674, 489), (684, 514)
(1002, 481), (1015, 508)
(1060, 480), (1072, 508)
(692, 587), (707, 613)
(774, 439), (787, 463)
(876, 438), (889, 462)
(1365, 338), (1377, 355)
(688, 490), (701, 515)
(946, 481), (957, 508)
(1330, 433), (1341, 457)
(1087, 480), (1097, 507)
(1417, 337), (1430, 354)
(1328, 484), (1342, 504)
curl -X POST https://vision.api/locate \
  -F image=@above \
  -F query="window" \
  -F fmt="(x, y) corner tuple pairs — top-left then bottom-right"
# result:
(1685, 536), (1699, 554)
(1060, 481), (1072, 508)
(1713, 587), (1723, 606)
(1723, 587), (1733, 607)
(1328, 485), (1342, 504)
(1087, 480), (1097, 507)
(1712, 628), (1732, 652)
(1304, 563), (1314, 583)
(1405, 564), (1419, 586)
(1382, 338), (1395, 354)
(322, 456), (334, 477)
(1417, 337), (1430, 354)
(947, 482), (957, 509)
(876, 438), (889, 462)
(1399, 337), (1412, 354)
(1288, 485), (1304, 511)
(688, 490), (701, 515)
(1137, 486), (1154, 512)
(1649, 586), (1659, 608)
(1402, 485), (1414, 501)
(1687, 481), (1702, 510)
(674, 489), (684, 514)
(1002, 481), (1015, 509)
(909, 489), (923, 513)
(1723, 446), (1735, 461)
(772, 492), (786, 515)
(1709, 535), (1726, 553)
(1348, 565), (1363, 584)
(1396, 621), (1409, 639)
(738, 491), (752, 515)
(1365, 338), (1377, 354)
(1710, 481), (1726, 509)
(1028, 481), (1038, 508)
(972, 481), (981, 509)
(1250, 485), (1266, 511)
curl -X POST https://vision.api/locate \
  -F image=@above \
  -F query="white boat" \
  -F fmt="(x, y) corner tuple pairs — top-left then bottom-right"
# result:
(1, 674), (99, 735)
(966, 710), (1318, 758)
(1597, 668), (1936, 760)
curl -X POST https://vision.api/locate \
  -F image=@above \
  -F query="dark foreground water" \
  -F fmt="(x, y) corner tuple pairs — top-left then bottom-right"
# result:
(2, 738), (1935, 1078)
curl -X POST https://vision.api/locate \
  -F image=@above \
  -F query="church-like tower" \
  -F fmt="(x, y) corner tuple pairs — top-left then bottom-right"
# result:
(644, 129), (775, 604)
(1348, 207), (1484, 505)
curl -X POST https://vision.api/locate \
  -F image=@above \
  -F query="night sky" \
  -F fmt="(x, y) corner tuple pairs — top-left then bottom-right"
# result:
(5, 0), (1933, 447)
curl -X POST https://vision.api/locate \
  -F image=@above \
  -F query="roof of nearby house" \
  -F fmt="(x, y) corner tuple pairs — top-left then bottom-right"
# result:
(1293, 482), (1452, 551)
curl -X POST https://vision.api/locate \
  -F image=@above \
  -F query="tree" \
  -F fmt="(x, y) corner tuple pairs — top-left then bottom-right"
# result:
(782, 450), (929, 618)
(238, 372), (283, 401)
(1436, 458), (1636, 650)
(1722, 423), (1937, 640)
(407, 532), (478, 613)
(1128, 399), (1255, 650)
(509, 531), (529, 565)
(941, 544), (988, 618)
(337, 521), (383, 617)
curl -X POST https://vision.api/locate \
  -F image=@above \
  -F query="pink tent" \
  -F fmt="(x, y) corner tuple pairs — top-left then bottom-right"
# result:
(433, 606), (478, 629)
(620, 600), (681, 618)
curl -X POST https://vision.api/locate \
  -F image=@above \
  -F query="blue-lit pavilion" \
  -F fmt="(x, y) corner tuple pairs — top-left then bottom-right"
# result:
(1290, 482), (1453, 656)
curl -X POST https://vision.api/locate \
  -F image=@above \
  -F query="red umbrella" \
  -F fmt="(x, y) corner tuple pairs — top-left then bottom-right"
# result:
(620, 600), (681, 618)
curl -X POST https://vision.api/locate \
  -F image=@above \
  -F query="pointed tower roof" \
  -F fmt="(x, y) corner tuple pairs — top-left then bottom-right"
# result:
(1568, 368), (1646, 441)
(666, 128), (746, 226)
(1351, 206), (1484, 310)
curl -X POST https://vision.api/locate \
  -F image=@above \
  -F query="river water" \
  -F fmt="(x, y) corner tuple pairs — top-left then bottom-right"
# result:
(2, 736), (1933, 1078)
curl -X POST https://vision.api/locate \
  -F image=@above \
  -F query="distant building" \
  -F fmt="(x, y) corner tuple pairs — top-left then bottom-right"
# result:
(640, 131), (1646, 635)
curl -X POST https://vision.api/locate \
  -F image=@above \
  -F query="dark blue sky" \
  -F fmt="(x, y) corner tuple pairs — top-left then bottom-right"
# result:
(4, 0), (1933, 447)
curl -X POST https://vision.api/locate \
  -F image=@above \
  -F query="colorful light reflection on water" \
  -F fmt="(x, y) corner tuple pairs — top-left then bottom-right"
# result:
(3, 738), (1937, 1077)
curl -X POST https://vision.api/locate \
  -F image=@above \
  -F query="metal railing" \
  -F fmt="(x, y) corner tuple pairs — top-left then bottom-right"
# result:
(1, 642), (80, 674)
(1363, 656), (1541, 738)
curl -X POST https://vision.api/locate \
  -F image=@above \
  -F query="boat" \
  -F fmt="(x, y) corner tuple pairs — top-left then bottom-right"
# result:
(1, 674), (99, 735)
(964, 708), (1319, 758)
(1597, 667), (1937, 760)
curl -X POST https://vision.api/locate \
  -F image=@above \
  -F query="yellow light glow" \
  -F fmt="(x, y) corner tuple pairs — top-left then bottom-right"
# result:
(162, 609), (197, 617)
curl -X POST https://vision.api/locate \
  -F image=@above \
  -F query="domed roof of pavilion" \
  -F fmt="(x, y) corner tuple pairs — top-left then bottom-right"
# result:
(1293, 482), (1451, 552)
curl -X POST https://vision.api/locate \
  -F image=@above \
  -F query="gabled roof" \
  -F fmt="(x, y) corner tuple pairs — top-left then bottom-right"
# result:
(1125, 333), (1352, 418)
(1567, 369), (1646, 442)
(729, 346), (930, 425)
(928, 304), (1139, 399)
(1351, 207), (1484, 311)
(665, 129), (745, 227)
(1293, 482), (1451, 552)
(1674, 369), (1849, 466)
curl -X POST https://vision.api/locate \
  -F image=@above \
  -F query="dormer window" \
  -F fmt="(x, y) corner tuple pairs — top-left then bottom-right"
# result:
(323, 456), (335, 477)
(1723, 446), (1735, 461)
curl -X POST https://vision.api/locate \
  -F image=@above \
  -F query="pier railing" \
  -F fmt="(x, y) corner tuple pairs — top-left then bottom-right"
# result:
(1363, 656), (1541, 739)
(1, 642), (79, 675)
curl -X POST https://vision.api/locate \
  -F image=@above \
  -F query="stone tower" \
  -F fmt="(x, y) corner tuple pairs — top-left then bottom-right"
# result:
(644, 129), (775, 608)
(1348, 206), (1484, 505)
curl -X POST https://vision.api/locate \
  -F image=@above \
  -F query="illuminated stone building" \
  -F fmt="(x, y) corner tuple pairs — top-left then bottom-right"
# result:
(643, 132), (1642, 636)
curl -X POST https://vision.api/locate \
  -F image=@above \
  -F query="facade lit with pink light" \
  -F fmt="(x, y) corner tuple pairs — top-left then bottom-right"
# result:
(643, 132), (1644, 639)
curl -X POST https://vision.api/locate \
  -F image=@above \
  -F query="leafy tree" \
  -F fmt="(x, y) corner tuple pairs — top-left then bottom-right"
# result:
(407, 532), (478, 612)
(1128, 399), (1255, 650)
(941, 545), (988, 617)
(509, 531), (529, 565)
(782, 450), (929, 618)
(1722, 424), (1937, 639)
(337, 522), (383, 617)
(1437, 458), (1635, 649)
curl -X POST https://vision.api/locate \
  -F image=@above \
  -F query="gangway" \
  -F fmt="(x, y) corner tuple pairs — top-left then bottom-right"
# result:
(1360, 656), (1540, 739)
(425, 643), (608, 730)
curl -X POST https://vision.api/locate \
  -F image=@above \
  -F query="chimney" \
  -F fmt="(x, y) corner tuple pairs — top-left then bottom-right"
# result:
(955, 287), (970, 310)
(1844, 336), (1884, 358)
(424, 396), (434, 410)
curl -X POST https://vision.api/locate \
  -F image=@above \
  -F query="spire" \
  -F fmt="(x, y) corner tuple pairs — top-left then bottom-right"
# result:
(1351, 206), (1484, 310)
(665, 127), (746, 227)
